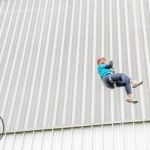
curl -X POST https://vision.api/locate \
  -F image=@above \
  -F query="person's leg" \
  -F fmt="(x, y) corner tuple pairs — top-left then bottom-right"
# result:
(116, 81), (126, 87)
(109, 73), (139, 103)
(103, 74), (115, 89)
(109, 73), (132, 98)
(116, 81), (133, 99)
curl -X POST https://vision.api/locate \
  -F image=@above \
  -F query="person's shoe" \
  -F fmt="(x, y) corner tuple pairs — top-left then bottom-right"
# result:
(132, 81), (143, 88)
(126, 97), (138, 104)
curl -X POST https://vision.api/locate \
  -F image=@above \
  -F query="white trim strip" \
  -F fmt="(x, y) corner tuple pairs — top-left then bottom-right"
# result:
(4, 119), (150, 134)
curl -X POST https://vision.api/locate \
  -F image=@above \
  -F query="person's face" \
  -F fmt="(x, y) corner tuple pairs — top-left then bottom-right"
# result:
(99, 58), (106, 64)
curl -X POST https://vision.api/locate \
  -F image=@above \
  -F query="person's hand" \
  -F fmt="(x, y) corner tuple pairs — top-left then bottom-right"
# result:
(110, 67), (115, 73)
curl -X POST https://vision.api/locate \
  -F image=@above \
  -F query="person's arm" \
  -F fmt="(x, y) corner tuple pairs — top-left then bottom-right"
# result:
(105, 61), (113, 69)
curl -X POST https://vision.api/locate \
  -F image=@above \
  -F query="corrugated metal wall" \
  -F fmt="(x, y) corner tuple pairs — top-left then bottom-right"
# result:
(0, 0), (150, 132)
(0, 122), (150, 150)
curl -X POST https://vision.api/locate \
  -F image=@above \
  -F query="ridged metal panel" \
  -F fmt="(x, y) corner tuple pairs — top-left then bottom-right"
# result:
(0, 122), (150, 150)
(0, 0), (150, 132)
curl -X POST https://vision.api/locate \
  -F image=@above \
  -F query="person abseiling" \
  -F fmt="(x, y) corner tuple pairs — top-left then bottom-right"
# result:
(97, 57), (143, 103)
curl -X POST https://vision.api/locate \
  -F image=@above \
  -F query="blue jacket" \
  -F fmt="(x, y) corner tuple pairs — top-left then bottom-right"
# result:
(97, 61), (113, 79)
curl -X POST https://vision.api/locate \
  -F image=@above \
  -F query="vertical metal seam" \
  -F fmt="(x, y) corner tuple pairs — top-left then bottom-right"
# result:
(24, 0), (43, 129)
(60, 129), (64, 150)
(42, 0), (56, 127)
(6, 0), (27, 130)
(124, 0), (134, 119)
(109, 0), (115, 121)
(0, 0), (17, 65)
(0, 133), (6, 150)
(0, 0), (11, 62)
(0, 0), (17, 116)
(132, 0), (146, 119)
(139, 0), (150, 83)
(15, 0), (39, 130)
(72, 0), (82, 125)
(120, 124), (124, 149)
(11, 133), (16, 150)
(109, 0), (114, 122)
(33, 0), (50, 128)
(102, 125), (104, 150)
(20, 132), (25, 150)
(117, 0), (125, 121)
(139, 0), (150, 119)
(114, 0), (121, 122)
(42, 0), (62, 127)
(82, 0), (89, 124)
(148, 0), (150, 26)
(50, 130), (54, 150)
(91, 126), (94, 150)
(39, 131), (44, 150)
(7, 0), (31, 130)
(30, 131), (35, 150)
(0, 1), (5, 45)
(92, 0), (97, 124)
(70, 128), (74, 150)
(112, 124), (114, 150)
(136, 123), (140, 149)
(62, 0), (75, 125)
(81, 127), (83, 150)
(2, 0), (24, 124)
(52, 0), (69, 127)
(142, 122), (146, 150)
(4, 133), (16, 150)
(122, 123), (126, 150)
(144, 122), (150, 149)
(133, 122), (138, 150)
(101, 0), (104, 123)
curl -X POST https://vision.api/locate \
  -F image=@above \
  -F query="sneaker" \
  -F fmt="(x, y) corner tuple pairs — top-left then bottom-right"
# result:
(132, 81), (143, 88)
(126, 97), (138, 104)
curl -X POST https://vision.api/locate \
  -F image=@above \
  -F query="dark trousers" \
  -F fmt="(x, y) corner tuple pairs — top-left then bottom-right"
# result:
(103, 73), (132, 95)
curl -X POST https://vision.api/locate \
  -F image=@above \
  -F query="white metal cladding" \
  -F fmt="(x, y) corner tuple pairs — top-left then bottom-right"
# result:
(0, 122), (150, 150)
(0, 0), (150, 132)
